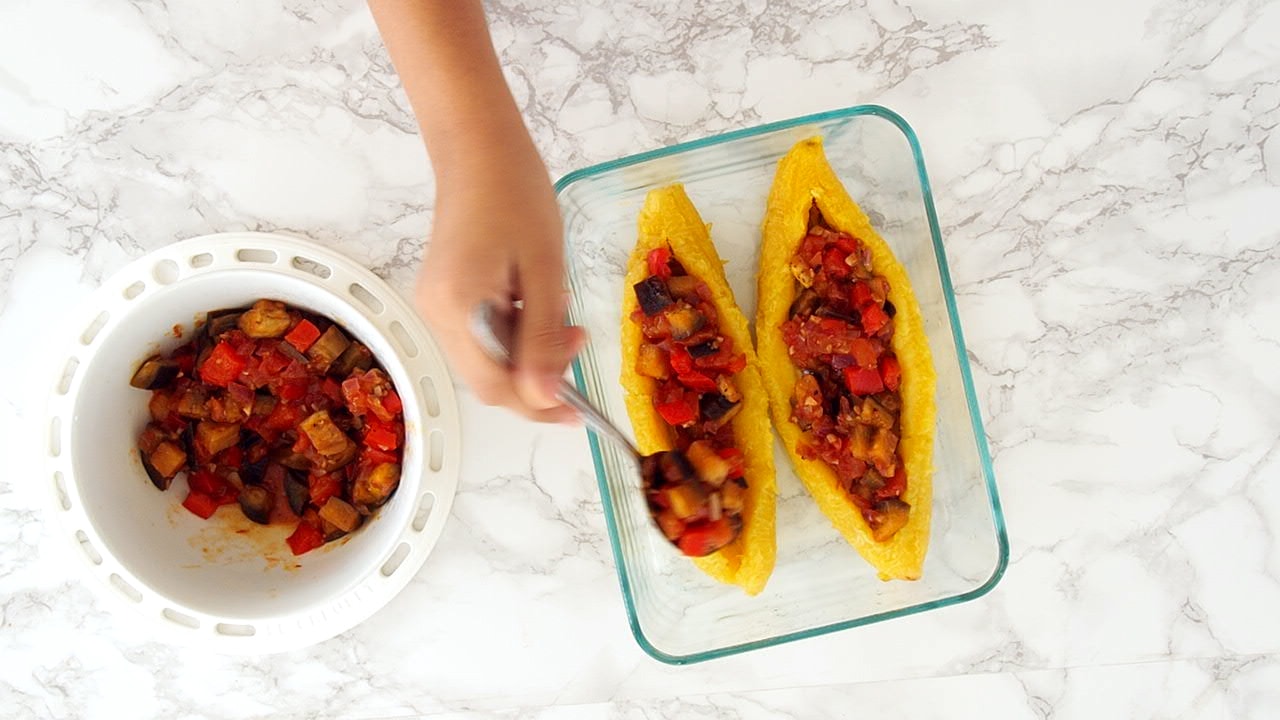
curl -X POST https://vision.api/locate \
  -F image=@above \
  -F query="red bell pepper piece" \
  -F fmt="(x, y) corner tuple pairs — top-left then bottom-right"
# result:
(725, 354), (746, 374)
(655, 394), (699, 426)
(822, 247), (850, 279)
(361, 446), (398, 467)
(218, 445), (243, 469)
(188, 469), (227, 497)
(877, 466), (906, 500)
(182, 490), (220, 519)
(676, 370), (718, 393)
(381, 390), (403, 416)
(849, 338), (879, 369)
(677, 518), (736, 557)
(172, 346), (196, 376)
(851, 282), (873, 307)
(364, 425), (399, 452)
(308, 472), (342, 507)
(880, 354), (901, 392)
(668, 345), (694, 375)
(260, 349), (290, 375)
(717, 447), (745, 479)
(286, 520), (326, 556)
(860, 303), (890, 335)
(199, 341), (248, 387)
(843, 366), (884, 396)
(647, 247), (673, 279)
(284, 320), (321, 353)
(278, 379), (308, 401)
(265, 402), (305, 431)
(321, 377), (344, 405)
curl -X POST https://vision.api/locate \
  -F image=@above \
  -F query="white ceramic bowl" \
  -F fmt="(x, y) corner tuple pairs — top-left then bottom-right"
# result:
(43, 233), (460, 653)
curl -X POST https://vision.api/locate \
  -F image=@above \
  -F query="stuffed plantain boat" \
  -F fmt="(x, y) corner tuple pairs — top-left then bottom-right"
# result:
(621, 184), (776, 595)
(757, 137), (937, 581)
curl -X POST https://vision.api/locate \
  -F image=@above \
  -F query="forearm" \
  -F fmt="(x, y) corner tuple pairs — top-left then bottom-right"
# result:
(368, 0), (542, 185)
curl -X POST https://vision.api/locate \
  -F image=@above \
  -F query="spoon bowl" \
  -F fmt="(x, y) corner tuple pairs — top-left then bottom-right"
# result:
(468, 302), (740, 556)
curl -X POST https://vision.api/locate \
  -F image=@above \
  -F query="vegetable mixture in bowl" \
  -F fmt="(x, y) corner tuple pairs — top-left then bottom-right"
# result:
(132, 299), (405, 556)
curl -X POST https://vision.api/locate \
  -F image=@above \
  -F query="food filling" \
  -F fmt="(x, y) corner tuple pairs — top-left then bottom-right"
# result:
(631, 247), (750, 557)
(781, 206), (910, 542)
(131, 299), (405, 556)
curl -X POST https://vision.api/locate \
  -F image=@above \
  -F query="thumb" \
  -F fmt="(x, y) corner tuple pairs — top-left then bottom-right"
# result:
(513, 265), (579, 411)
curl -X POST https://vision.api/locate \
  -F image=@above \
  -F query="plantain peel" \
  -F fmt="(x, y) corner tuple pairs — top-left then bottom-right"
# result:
(621, 185), (776, 595)
(758, 137), (937, 580)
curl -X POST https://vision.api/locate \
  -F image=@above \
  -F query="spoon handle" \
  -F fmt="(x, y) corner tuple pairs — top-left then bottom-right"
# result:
(470, 301), (640, 457)
(554, 381), (639, 456)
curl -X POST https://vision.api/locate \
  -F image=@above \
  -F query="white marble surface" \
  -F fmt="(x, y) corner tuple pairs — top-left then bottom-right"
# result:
(2, 0), (1278, 717)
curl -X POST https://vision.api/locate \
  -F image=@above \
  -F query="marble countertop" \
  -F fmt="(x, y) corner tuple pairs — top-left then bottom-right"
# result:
(3, 0), (1278, 717)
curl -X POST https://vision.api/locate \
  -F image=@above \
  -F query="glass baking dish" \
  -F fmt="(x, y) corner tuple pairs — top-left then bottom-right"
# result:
(557, 105), (1007, 664)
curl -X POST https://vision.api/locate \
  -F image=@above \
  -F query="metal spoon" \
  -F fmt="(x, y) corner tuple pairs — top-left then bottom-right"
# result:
(468, 301), (741, 557)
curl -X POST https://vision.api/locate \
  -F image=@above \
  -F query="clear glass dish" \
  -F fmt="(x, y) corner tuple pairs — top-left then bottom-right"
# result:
(556, 105), (1007, 664)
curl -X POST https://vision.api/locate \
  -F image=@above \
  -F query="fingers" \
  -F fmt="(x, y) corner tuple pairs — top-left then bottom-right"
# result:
(512, 250), (581, 411)
(416, 266), (583, 424)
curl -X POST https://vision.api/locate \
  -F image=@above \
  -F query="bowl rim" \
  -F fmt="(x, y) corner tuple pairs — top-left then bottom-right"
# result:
(555, 103), (1009, 665)
(43, 232), (461, 654)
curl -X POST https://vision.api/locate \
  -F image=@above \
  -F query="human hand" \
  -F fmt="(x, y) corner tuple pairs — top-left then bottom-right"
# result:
(415, 148), (584, 422)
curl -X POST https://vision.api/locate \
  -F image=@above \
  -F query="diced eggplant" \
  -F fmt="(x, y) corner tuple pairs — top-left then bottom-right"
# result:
(307, 325), (351, 372)
(686, 340), (719, 358)
(207, 392), (251, 423)
(855, 397), (895, 429)
(699, 392), (739, 422)
(870, 497), (911, 542)
(655, 450), (696, 489)
(320, 518), (348, 542)
(655, 509), (685, 541)
(847, 423), (875, 463)
(633, 277), (674, 316)
(299, 410), (355, 457)
(148, 390), (176, 423)
(137, 423), (168, 455)
(318, 496), (362, 533)
(791, 373), (824, 430)
(272, 446), (312, 470)
(179, 424), (196, 468)
(869, 426), (899, 477)
(205, 309), (243, 339)
(720, 480), (745, 513)
(685, 441), (732, 488)
(635, 343), (670, 380)
(142, 457), (170, 491)
(707, 402), (742, 430)
(815, 305), (859, 324)
(146, 441), (187, 487)
(716, 375), (742, 402)
(176, 386), (210, 419)
(330, 342), (374, 377)
(130, 356), (181, 390)
(352, 462), (400, 509)
(237, 485), (273, 525)
(237, 299), (292, 338)
(195, 421), (240, 457)
(312, 441), (357, 473)
(788, 288), (821, 319)
(251, 394), (276, 417)
(241, 457), (268, 485)
(789, 255), (815, 287)
(666, 275), (701, 301)
(284, 471), (311, 516)
(663, 483), (707, 520)
(665, 304), (705, 340)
